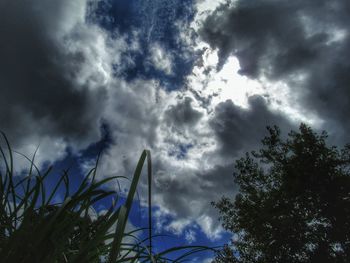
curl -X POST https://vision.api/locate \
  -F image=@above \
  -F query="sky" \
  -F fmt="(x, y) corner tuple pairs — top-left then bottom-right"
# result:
(1, 0), (350, 261)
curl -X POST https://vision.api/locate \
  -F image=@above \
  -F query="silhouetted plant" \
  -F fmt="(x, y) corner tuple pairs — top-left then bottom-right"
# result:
(213, 124), (350, 263)
(0, 132), (209, 262)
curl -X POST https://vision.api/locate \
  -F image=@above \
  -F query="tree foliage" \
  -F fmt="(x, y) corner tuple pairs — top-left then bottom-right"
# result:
(213, 124), (350, 263)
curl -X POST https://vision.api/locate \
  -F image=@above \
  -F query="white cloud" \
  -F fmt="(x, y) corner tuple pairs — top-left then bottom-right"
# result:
(197, 215), (223, 240)
(192, 0), (228, 32)
(185, 229), (197, 244)
(188, 49), (265, 110)
(2, 0), (316, 242)
(91, 18), (296, 242)
(165, 218), (193, 235)
(202, 258), (214, 263)
(148, 43), (174, 75)
(0, 0), (133, 168)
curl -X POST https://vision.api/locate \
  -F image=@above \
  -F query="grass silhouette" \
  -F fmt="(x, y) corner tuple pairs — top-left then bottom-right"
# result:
(0, 132), (210, 262)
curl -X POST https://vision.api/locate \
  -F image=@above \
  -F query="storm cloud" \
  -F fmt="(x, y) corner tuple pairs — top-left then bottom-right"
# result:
(165, 97), (203, 127)
(200, 0), (350, 143)
(0, 0), (312, 242)
(210, 95), (294, 157)
(0, 0), (117, 151)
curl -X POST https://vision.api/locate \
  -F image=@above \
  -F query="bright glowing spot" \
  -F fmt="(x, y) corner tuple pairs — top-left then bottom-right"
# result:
(189, 48), (264, 109)
(207, 56), (263, 108)
(189, 47), (322, 126)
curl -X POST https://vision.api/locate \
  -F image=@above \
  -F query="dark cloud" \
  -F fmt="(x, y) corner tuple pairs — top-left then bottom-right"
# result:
(0, 0), (106, 146)
(154, 163), (237, 212)
(210, 96), (294, 157)
(200, 1), (332, 76)
(200, 0), (350, 142)
(1, 0), (329, 240)
(153, 161), (237, 237)
(149, 95), (295, 237)
(165, 97), (203, 127)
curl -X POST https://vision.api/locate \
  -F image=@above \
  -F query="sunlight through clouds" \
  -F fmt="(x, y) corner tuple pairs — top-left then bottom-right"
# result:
(4, 0), (346, 251)
(189, 48), (264, 109)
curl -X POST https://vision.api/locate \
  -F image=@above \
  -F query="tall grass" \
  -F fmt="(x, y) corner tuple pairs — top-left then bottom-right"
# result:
(0, 132), (210, 262)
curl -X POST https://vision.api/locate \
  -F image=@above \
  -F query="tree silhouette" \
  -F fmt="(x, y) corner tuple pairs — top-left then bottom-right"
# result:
(213, 124), (350, 263)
